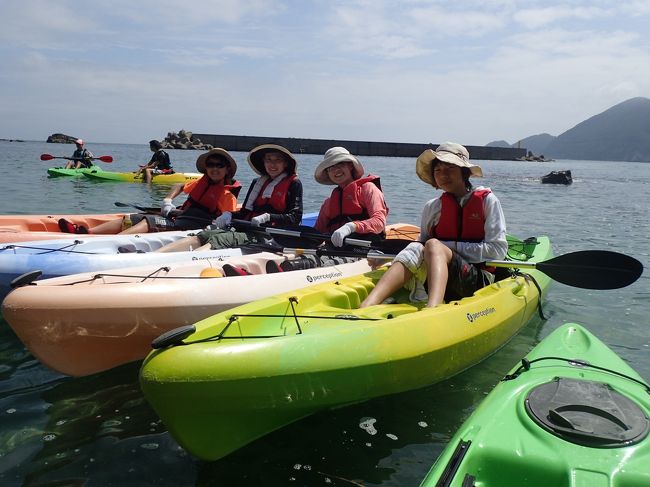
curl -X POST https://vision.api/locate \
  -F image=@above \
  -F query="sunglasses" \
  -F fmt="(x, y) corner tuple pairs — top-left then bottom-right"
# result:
(205, 161), (228, 169)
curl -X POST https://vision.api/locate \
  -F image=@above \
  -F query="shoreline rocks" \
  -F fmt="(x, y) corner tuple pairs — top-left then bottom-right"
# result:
(160, 130), (213, 150)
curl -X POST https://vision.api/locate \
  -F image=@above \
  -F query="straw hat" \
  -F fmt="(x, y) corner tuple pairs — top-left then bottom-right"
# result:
(314, 147), (365, 185)
(196, 148), (237, 175)
(247, 144), (297, 176)
(416, 142), (483, 186)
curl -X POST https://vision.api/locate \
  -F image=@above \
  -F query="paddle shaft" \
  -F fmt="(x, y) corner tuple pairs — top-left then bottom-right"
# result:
(41, 153), (113, 162)
(286, 248), (642, 290)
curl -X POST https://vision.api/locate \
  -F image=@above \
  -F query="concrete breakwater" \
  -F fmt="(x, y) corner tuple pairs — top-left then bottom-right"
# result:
(194, 134), (526, 160)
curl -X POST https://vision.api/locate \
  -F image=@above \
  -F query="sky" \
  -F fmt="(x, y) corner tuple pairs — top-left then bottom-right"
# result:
(1, 0), (650, 146)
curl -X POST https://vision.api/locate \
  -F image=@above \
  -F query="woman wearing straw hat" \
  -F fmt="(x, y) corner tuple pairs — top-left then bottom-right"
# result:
(360, 142), (507, 308)
(58, 148), (241, 235)
(313, 146), (388, 247)
(155, 144), (303, 255)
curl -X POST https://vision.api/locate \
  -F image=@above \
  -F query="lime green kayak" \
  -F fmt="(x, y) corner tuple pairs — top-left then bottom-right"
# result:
(47, 165), (104, 177)
(420, 323), (650, 487)
(83, 170), (201, 184)
(140, 235), (552, 461)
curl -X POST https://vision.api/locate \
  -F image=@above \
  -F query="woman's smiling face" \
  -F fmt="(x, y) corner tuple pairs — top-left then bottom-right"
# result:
(263, 152), (288, 178)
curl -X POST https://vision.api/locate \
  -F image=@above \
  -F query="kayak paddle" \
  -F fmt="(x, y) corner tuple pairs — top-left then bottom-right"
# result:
(286, 248), (643, 290)
(40, 153), (113, 163)
(113, 201), (212, 223)
(230, 219), (412, 253)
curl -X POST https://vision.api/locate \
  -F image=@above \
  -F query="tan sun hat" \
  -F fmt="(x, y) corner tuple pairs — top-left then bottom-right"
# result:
(314, 147), (365, 185)
(196, 148), (237, 175)
(416, 142), (483, 186)
(247, 144), (297, 176)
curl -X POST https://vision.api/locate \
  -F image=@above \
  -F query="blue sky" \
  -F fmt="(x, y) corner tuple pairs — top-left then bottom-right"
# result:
(1, 0), (650, 146)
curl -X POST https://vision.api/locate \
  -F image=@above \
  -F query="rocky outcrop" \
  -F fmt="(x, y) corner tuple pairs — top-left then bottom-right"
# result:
(161, 130), (213, 150)
(47, 133), (78, 144)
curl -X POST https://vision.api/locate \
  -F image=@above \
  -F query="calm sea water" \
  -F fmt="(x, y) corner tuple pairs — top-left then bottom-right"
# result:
(0, 140), (648, 486)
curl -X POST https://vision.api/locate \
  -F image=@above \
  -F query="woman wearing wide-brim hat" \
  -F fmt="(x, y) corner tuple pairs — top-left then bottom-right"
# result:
(59, 148), (241, 236)
(313, 146), (388, 247)
(360, 141), (508, 309)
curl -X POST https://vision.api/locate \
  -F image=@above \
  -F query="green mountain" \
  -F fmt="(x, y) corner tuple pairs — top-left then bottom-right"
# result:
(545, 97), (650, 161)
(488, 97), (650, 161)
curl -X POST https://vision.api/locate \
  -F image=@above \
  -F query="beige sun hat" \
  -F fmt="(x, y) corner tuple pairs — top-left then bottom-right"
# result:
(314, 147), (365, 185)
(416, 142), (483, 186)
(196, 148), (238, 175)
(247, 144), (297, 176)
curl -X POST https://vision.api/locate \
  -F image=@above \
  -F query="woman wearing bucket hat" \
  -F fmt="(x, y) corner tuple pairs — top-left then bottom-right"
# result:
(58, 148), (241, 235)
(155, 144), (303, 255)
(360, 142), (507, 309)
(313, 147), (388, 247)
(64, 139), (94, 169)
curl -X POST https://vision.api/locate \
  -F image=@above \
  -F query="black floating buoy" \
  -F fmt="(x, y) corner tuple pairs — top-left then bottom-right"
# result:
(10, 270), (43, 289)
(151, 324), (196, 349)
(541, 170), (572, 185)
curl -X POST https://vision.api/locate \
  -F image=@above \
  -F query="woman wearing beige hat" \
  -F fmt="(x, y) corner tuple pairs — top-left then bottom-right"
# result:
(360, 142), (507, 308)
(313, 147), (388, 247)
(155, 144), (303, 255)
(58, 148), (240, 235)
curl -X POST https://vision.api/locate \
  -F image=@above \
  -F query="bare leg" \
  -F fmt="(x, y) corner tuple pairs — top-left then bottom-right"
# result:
(156, 236), (203, 252)
(423, 239), (453, 307)
(85, 219), (126, 234)
(144, 168), (153, 184)
(359, 262), (412, 307)
(119, 219), (150, 234)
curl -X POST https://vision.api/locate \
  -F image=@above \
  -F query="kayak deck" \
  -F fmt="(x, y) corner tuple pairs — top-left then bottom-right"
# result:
(420, 323), (650, 486)
(47, 166), (103, 177)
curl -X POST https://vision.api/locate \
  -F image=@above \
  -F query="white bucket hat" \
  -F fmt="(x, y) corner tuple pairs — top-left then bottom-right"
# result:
(247, 144), (297, 176)
(314, 147), (365, 185)
(416, 142), (483, 186)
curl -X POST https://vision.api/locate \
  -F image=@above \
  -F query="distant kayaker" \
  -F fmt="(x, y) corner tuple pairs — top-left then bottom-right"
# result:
(64, 139), (94, 169)
(313, 146), (388, 246)
(359, 142), (507, 309)
(135, 139), (173, 183)
(58, 148), (240, 235)
(156, 144), (304, 253)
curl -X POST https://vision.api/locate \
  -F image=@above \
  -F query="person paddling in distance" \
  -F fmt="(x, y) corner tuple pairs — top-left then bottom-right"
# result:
(58, 148), (240, 235)
(314, 147), (388, 246)
(156, 144), (303, 253)
(64, 139), (94, 169)
(359, 142), (507, 308)
(135, 140), (173, 183)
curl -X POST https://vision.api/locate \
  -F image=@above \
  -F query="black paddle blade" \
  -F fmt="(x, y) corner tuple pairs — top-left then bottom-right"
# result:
(538, 250), (643, 290)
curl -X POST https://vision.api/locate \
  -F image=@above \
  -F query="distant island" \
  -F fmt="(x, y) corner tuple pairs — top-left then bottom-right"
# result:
(488, 97), (650, 162)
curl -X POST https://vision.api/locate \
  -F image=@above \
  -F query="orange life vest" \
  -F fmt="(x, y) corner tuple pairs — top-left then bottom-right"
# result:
(181, 176), (242, 216)
(323, 175), (384, 234)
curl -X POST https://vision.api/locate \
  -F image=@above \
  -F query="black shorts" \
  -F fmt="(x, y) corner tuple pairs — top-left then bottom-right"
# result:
(444, 252), (483, 302)
(132, 207), (212, 232)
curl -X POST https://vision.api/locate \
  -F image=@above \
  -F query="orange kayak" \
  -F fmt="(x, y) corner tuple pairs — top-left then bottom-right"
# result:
(0, 213), (129, 243)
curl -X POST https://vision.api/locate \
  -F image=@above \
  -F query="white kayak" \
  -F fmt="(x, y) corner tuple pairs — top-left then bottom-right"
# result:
(1, 223), (418, 376)
(0, 232), (242, 299)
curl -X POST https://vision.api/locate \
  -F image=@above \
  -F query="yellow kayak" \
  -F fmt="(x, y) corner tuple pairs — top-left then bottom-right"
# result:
(83, 171), (201, 184)
(140, 235), (552, 461)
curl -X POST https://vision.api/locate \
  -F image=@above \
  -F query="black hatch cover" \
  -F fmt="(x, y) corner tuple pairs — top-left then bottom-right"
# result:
(525, 377), (650, 447)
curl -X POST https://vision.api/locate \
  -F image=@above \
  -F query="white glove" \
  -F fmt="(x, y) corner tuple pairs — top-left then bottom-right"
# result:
(211, 211), (232, 229)
(161, 198), (175, 217)
(331, 222), (356, 247)
(250, 213), (271, 226)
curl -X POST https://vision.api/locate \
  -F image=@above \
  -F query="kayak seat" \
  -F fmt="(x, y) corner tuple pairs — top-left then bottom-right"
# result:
(222, 264), (252, 277)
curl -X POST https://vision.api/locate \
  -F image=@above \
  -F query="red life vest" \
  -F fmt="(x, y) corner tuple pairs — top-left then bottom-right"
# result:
(251, 174), (297, 216)
(430, 189), (491, 242)
(323, 175), (384, 233)
(181, 176), (242, 216)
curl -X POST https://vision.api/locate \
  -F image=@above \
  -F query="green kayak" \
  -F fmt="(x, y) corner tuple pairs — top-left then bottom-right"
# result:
(420, 323), (650, 486)
(140, 235), (552, 461)
(47, 165), (104, 177)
